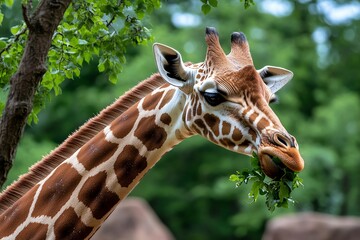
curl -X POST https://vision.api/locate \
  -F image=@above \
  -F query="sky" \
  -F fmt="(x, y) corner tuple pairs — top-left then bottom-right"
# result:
(257, 0), (360, 24)
(172, 0), (360, 27)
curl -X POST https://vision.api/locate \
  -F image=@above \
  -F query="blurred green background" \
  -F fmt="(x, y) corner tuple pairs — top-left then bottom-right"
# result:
(2, 0), (360, 239)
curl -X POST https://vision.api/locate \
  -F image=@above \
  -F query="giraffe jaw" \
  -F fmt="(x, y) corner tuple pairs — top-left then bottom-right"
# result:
(258, 147), (304, 179)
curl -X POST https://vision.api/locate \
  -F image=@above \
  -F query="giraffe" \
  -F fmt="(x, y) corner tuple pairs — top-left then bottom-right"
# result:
(0, 27), (304, 239)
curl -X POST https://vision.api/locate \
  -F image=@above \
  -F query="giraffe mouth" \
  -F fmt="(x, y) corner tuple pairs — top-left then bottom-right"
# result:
(258, 153), (286, 179)
(258, 147), (304, 179)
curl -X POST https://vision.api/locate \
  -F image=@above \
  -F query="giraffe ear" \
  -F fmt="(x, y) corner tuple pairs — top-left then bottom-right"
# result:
(258, 66), (293, 93)
(153, 43), (195, 94)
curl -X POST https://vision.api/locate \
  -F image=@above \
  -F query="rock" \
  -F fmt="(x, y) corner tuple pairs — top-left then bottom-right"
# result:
(263, 212), (360, 240)
(92, 197), (174, 240)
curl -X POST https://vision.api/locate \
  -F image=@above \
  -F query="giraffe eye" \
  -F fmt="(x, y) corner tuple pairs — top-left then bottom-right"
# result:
(202, 91), (226, 106)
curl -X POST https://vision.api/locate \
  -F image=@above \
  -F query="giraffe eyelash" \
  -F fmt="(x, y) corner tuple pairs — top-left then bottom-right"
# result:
(259, 67), (275, 79)
(259, 67), (269, 79)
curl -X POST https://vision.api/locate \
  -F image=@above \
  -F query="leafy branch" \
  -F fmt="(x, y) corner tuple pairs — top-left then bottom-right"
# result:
(201, 0), (255, 14)
(230, 153), (304, 212)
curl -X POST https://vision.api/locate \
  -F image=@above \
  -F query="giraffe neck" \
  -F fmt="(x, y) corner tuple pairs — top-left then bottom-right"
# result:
(0, 84), (190, 239)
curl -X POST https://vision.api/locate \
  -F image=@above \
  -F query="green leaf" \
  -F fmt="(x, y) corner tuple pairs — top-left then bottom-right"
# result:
(10, 25), (21, 35)
(239, 0), (255, 9)
(76, 55), (83, 66)
(279, 181), (290, 201)
(201, 4), (211, 15)
(229, 174), (240, 182)
(41, 73), (54, 90)
(53, 85), (62, 96)
(65, 70), (73, 79)
(93, 47), (100, 56)
(0, 40), (6, 50)
(74, 68), (80, 77)
(250, 154), (260, 168)
(249, 181), (262, 202)
(70, 37), (78, 46)
(78, 39), (88, 45)
(83, 52), (92, 63)
(0, 13), (4, 26)
(0, 101), (5, 115)
(109, 73), (118, 84)
(98, 60), (106, 72)
(29, 112), (39, 124)
(5, 0), (14, 8)
(209, 0), (218, 7)
(293, 175), (304, 188)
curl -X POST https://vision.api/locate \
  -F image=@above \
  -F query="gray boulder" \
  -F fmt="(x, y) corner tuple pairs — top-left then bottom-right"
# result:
(92, 197), (174, 240)
(263, 212), (360, 240)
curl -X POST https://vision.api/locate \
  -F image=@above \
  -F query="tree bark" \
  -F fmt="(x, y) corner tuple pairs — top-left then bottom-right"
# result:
(0, 0), (72, 187)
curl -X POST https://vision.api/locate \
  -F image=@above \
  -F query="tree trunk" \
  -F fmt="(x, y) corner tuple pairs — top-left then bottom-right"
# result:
(0, 0), (72, 187)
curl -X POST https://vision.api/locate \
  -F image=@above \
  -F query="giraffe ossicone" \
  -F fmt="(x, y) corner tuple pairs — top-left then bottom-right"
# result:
(0, 27), (304, 239)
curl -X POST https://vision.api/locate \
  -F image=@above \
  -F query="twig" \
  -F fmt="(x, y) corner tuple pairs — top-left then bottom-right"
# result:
(106, 15), (116, 28)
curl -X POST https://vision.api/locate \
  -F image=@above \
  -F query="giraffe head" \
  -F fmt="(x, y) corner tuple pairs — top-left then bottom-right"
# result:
(153, 27), (304, 179)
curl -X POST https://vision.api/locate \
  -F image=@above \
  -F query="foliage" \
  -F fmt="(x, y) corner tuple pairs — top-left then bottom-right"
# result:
(229, 153), (303, 212)
(0, 0), (161, 123)
(200, 0), (255, 14)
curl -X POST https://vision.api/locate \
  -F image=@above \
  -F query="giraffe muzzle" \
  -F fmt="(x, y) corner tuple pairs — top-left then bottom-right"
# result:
(258, 132), (304, 179)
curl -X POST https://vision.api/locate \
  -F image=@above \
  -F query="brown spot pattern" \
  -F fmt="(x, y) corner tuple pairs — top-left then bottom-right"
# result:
(208, 131), (218, 143)
(220, 138), (236, 149)
(134, 116), (167, 151)
(186, 108), (192, 122)
(222, 121), (231, 135)
(204, 113), (220, 136)
(159, 89), (175, 109)
(192, 95), (199, 117)
(77, 131), (118, 171)
(114, 145), (148, 187)
(196, 103), (202, 115)
(54, 207), (93, 239)
(142, 92), (163, 111)
(78, 171), (120, 219)
(192, 124), (202, 135)
(16, 223), (48, 240)
(257, 117), (270, 130)
(248, 128), (258, 141)
(159, 83), (171, 90)
(239, 139), (252, 149)
(232, 127), (243, 142)
(32, 164), (81, 218)
(110, 105), (139, 138)
(242, 107), (251, 116)
(194, 119), (206, 131)
(249, 111), (259, 123)
(160, 113), (172, 125)
(0, 185), (39, 238)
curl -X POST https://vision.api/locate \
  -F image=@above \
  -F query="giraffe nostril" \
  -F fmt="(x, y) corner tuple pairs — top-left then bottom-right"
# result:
(273, 133), (292, 148)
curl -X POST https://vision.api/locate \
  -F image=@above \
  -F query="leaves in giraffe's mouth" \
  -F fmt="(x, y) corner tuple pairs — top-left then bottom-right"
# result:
(229, 153), (303, 212)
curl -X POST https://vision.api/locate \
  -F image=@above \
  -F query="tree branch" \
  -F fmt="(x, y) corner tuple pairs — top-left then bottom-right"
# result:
(0, 0), (72, 187)
(21, 4), (32, 29)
